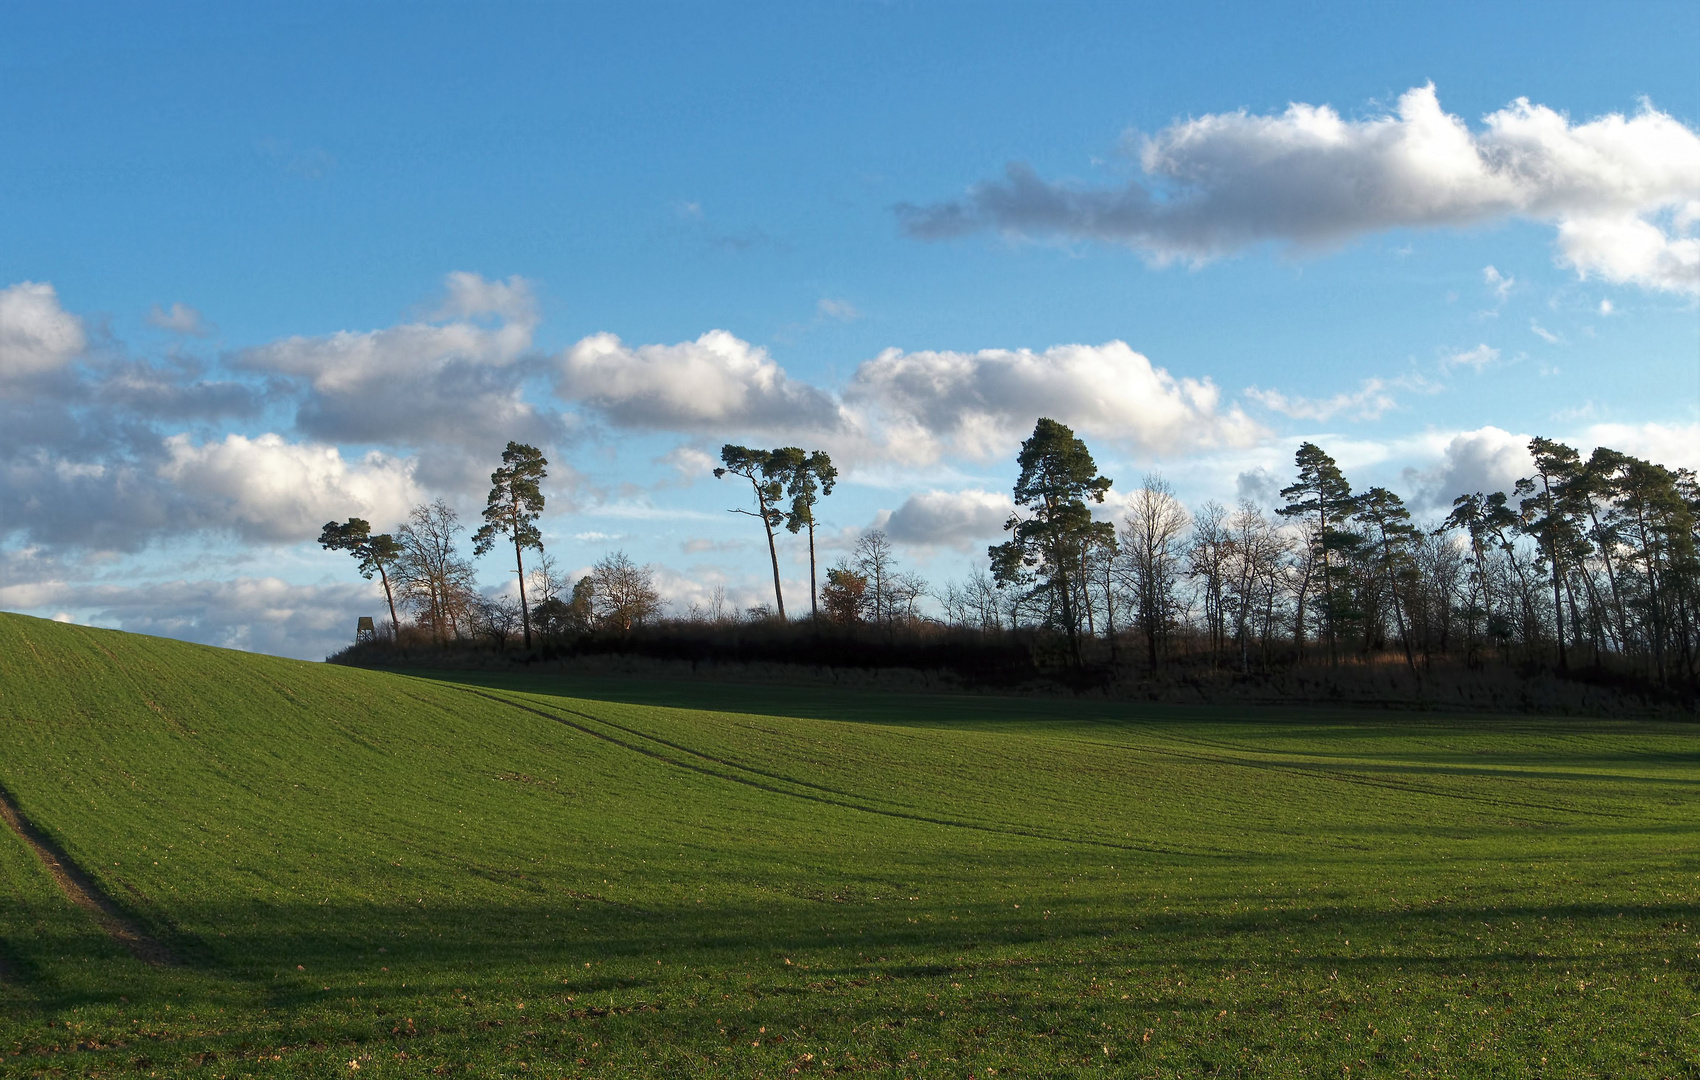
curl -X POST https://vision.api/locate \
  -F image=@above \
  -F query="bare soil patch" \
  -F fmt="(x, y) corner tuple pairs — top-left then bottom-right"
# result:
(0, 784), (176, 966)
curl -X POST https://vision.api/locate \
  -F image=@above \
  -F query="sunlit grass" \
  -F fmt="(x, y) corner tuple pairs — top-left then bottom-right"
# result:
(0, 612), (1695, 1077)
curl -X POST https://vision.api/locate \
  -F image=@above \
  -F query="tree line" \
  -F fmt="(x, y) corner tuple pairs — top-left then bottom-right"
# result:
(320, 441), (664, 649)
(323, 425), (1700, 688)
(904, 417), (1697, 684)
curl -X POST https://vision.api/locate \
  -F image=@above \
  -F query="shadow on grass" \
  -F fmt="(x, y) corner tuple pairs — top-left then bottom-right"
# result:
(400, 669), (1699, 739)
(8, 889), (1693, 1015)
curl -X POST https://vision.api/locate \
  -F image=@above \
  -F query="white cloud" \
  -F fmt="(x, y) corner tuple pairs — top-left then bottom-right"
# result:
(158, 433), (423, 541)
(1401, 421), (1700, 511)
(1580, 420), (1700, 472)
(846, 340), (1262, 463)
(1405, 426), (1534, 508)
(1441, 344), (1501, 372)
(1244, 377), (1398, 421)
(146, 302), (212, 336)
(881, 488), (1014, 550)
(1598, 298), (1614, 315)
(0, 281), (86, 385)
(1555, 203), (1700, 295)
(238, 272), (554, 456)
(431, 271), (538, 325)
(899, 84), (1700, 294)
(655, 445), (718, 485)
(557, 329), (844, 433)
(1529, 320), (1563, 344)
(1482, 265), (1514, 304)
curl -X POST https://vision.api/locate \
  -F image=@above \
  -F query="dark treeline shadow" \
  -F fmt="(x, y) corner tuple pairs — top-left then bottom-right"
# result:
(328, 617), (1697, 719)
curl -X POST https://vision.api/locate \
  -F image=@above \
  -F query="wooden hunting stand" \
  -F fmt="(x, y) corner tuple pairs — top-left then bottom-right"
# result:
(355, 616), (376, 644)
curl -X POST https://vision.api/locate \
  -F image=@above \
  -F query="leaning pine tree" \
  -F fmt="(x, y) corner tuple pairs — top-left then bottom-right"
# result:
(319, 517), (404, 638)
(472, 441), (548, 649)
(715, 445), (788, 619)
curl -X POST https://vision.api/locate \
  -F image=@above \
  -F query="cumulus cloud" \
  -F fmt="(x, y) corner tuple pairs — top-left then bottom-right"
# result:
(147, 302), (212, 336)
(899, 84), (1700, 294)
(1580, 420), (1700, 472)
(558, 330), (845, 433)
(3, 431), (422, 551)
(1403, 421), (1700, 511)
(238, 272), (557, 459)
(655, 445), (719, 485)
(1556, 205), (1700, 295)
(881, 488), (1015, 550)
(431, 271), (537, 324)
(88, 358), (260, 420)
(1235, 466), (1281, 507)
(846, 340), (1262, 463)
(158, 433), (423, 542)
(0, 281), (86, 387)
(1244, 378), (1398, 422)
(1405, 426), (1534, 509)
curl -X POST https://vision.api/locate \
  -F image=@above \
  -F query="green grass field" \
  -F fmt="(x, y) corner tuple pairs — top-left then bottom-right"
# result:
(0, 612), (1695, 1078)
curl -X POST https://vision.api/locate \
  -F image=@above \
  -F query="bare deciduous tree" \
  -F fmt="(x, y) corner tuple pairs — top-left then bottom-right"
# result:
(588, 551), (662, 632)
(1119, 475), (1190, 669)
(394, 500), (479, 642)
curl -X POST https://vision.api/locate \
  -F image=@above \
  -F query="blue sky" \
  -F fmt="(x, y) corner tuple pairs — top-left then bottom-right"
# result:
(3, 1), (1697, 658)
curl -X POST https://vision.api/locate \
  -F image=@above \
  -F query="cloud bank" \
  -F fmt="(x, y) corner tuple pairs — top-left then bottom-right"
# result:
(899, 84), (1700, 294)
(881, 488), (1014, 550)
(558, 330), (845, 433)
(846, 340), (1264, 463)
(238, 273), (558, 464)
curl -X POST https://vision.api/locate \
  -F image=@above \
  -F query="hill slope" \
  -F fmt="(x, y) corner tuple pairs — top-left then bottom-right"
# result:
(0, 612), (1695, 1077)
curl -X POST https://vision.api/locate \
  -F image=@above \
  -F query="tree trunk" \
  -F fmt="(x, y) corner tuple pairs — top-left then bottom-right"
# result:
(514, 537), (531, 649)
(1383, 532), (1417, 675)
(377, 563), (400, 638)
(762, 510), (786, 620)
(1319, 504), (1337, 667)
(807, 519), (818, 620)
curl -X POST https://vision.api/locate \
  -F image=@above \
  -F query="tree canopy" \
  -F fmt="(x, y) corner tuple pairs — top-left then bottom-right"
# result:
(990, 417), (1113, 664)
(472, 441), (548, 648)
(772, 447), (837, 619)
(715, 445), (789, 619)
(318, 517), (403, 635)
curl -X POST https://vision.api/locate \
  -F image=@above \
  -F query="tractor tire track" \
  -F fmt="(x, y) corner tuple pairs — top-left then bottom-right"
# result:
(447, 684), (1204, 859)
(0, 781), (176, 967)
(1086, 723), (1626, 819)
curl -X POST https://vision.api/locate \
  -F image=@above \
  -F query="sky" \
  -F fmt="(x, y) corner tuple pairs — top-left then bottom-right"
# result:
(2, 1), (1697, 660)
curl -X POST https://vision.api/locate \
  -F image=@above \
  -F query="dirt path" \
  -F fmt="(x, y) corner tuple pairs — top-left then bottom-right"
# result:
(0, 784), (176, 967)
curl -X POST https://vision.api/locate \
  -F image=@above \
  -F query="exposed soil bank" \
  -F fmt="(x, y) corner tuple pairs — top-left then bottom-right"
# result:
(0, 783), (177, 966)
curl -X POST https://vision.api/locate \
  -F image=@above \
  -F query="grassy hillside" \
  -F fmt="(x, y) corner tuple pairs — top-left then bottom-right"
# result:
(0, 611), (1695, 1078)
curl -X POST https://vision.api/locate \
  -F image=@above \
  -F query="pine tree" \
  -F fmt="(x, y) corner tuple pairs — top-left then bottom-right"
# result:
(772, 448), (837, 620)
(472, 442), (549, 649)
(318, 517), (403, 637)
(715, 446), (788, 619)
(1278, 442), (1359, 665)
(990, 418), (1113, 666)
